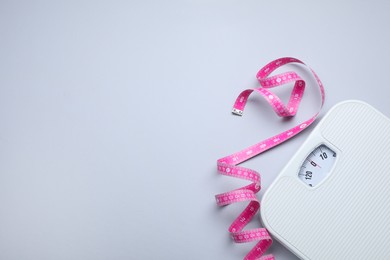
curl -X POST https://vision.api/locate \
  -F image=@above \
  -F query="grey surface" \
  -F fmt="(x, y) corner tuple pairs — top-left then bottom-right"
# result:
(1, 1), (390, 259)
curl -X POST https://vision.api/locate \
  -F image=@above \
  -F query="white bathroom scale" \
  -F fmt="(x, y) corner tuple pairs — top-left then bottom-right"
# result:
(261, 100), (390, 259)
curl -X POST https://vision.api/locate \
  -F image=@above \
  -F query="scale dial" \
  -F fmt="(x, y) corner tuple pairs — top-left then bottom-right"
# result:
(298, 144), (336, 187)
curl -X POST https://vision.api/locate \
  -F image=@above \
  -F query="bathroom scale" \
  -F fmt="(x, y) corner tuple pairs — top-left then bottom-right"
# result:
(261, 100), (390, 259)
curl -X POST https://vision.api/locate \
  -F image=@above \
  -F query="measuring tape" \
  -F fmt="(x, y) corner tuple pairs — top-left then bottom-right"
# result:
(215, 57), (325, 260)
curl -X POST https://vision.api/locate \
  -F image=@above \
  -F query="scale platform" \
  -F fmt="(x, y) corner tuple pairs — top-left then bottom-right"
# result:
(261, 100), (390, 259)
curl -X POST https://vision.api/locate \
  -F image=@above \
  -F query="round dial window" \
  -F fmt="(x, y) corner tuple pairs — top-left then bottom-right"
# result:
(298, 144), (336, 187)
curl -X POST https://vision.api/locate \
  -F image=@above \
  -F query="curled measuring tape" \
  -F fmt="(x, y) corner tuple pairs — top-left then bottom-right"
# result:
(215, 57), (325, 260)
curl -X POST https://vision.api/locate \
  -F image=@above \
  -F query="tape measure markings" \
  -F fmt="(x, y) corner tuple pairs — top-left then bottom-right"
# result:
(215, 57), (325, 260)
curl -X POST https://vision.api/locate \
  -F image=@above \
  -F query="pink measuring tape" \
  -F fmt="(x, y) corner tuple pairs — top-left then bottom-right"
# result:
(215, 57), (325, 259)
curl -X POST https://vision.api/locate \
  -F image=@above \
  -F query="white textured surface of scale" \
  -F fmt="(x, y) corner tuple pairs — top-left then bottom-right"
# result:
(261, 101), (390, 259)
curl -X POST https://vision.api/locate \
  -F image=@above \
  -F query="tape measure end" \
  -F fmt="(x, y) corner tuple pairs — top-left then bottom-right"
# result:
(232, 108), (243, 116)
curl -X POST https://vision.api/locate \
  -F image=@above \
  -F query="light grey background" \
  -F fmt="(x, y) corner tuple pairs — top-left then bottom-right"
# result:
(1, 1), (390, 259)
